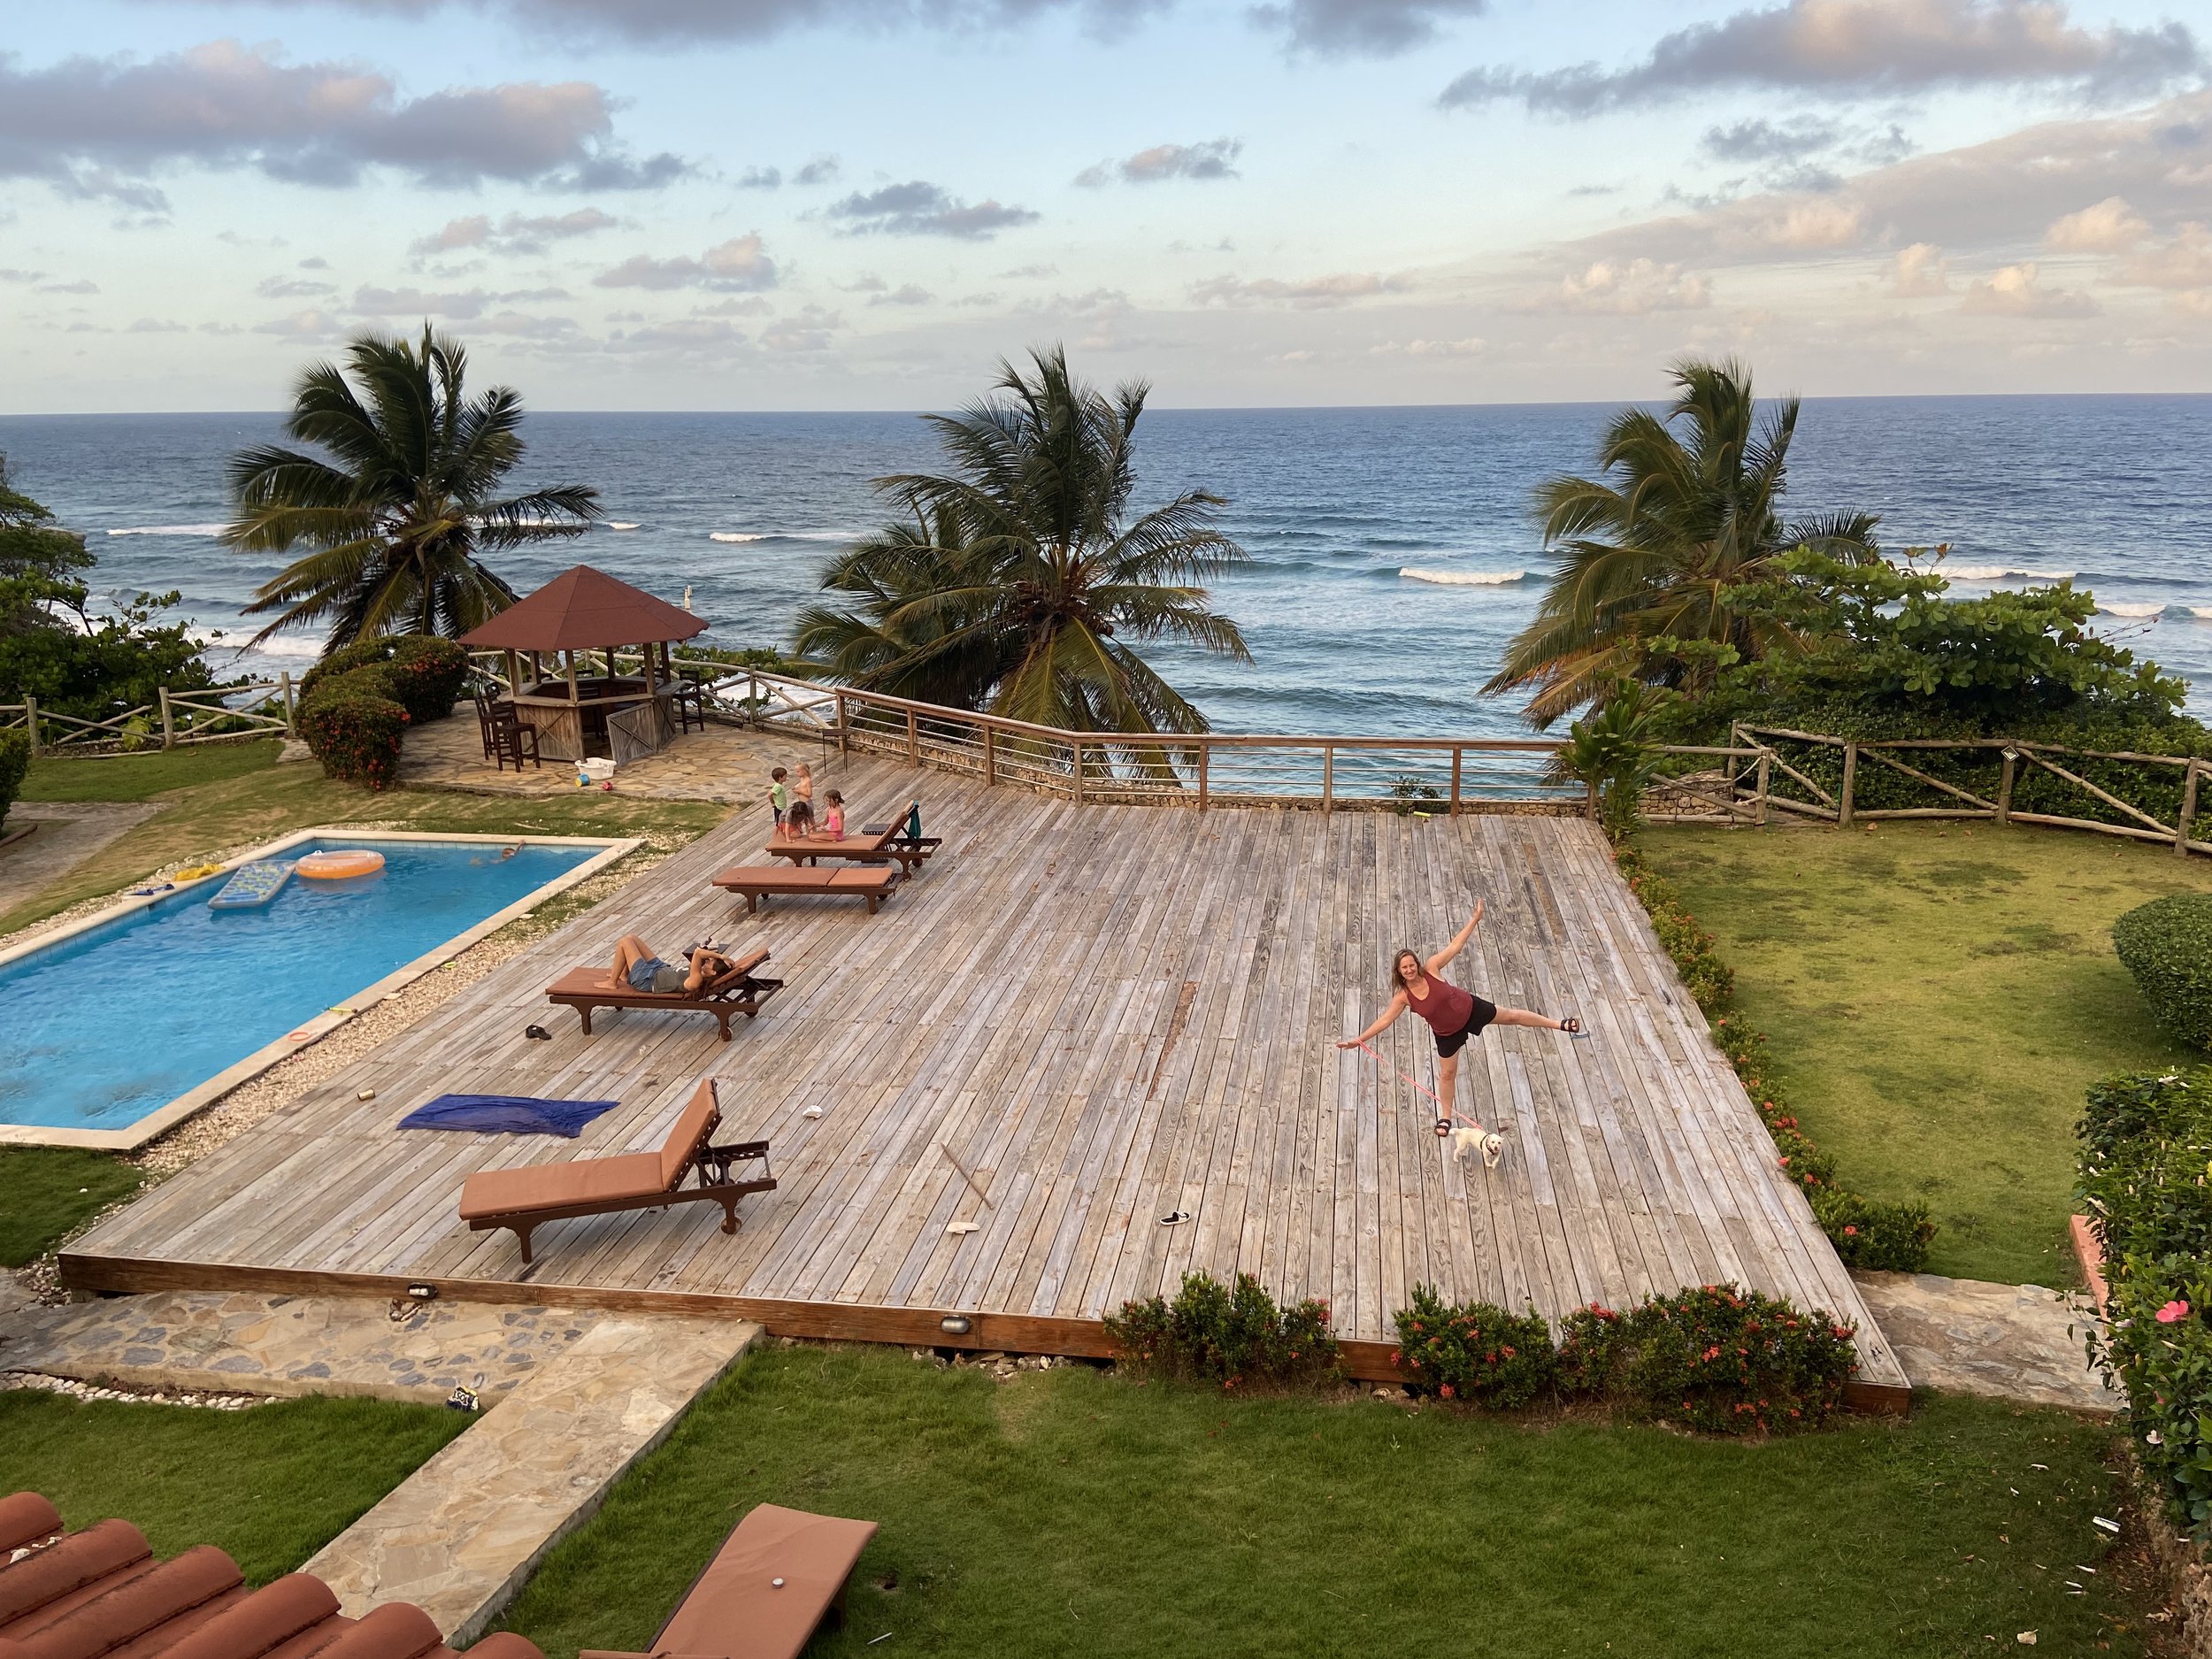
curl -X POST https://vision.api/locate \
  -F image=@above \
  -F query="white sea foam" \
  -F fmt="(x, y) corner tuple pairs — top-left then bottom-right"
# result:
(710, 532), (764, 543)
(606, 520), (641, 531)
(1400, 566), (1527, 587)
(2098, 601), (2167, 618)
(199, 628), (323, 661)
(105, 524), (226, 538)
(1940, 564), (2077, 581)
(2187, 607), (2212, 620)
(710, 528), (861, 543)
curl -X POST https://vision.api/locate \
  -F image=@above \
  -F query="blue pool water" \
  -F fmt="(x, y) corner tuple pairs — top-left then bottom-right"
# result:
(0, 838), (603, 1133)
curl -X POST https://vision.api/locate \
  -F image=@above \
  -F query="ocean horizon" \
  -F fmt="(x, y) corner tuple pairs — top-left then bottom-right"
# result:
(4, 391), (2210, 736)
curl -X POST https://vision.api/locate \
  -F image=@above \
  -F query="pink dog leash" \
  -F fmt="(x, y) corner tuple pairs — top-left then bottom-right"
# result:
(1350, 1038), (1495, 1140)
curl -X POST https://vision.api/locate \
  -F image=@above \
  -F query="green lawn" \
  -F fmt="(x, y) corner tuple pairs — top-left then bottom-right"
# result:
(0, 1148), (145, 1266)
(499, 1342), (2162, 1659)
(1640, 820), (2212, 1286)
(19, 739), (285, 803)
(0, 1389), (471, 1584)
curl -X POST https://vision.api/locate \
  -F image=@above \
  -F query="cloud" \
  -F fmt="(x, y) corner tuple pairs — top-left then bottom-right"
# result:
(257, 275), (337, 298)
(1190, 270), (1410, 308)
(1368, 336), (1486, 355)
(1548, 257), (1712, 312)
(1961, 260), (2095, 317)
(0, 40), (686, 207)
(609, 317), (746, 353)
(465, 310), (580, 339)
(1701, 117), (1840, 164)
(762, 305), (842, 350)
(2115, 224), (2212, 289)
(126, 318), (188, 333)
(0, 268), (47, 283)
(2045, 195), (2150, 252)
(1251, 0), (1488, 55)
(1886, 241), (1952, 295)
(592, 234), (779, 290)
(794, 154), (841, 186)
(997, 263), (1058, 279)
(694, 295), (773, 316)
(1440, 0), (2202, 114)
(251, 308), (346, 337)
(36, 278), (99, 294)
(735, 165), (781, 189)
(257, 0), (1164, 49)
(1076, 137), (1241, 186)
(825, 180), (1038, 239)
(411, 207), (618, 257)
(868, 284), (934, 305)
(350, 285), (495, 318)
(298, 256), (329, 269)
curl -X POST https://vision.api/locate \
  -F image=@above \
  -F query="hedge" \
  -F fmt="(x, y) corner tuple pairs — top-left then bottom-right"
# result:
(295, 636), (468, 791)
(2114, 895), (2212, 1052)
(0, 728), (27, 830)
(2078, 1070), (2212, 1531)
(1613, 841), (1936, 1271)
(1103, 1271), (1339, 1390)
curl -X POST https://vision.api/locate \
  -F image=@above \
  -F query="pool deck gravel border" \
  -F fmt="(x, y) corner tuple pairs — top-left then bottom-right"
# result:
(0, 826), (638, 1153)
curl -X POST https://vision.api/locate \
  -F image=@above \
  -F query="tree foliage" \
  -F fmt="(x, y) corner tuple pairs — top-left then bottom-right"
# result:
(1489, 357), (1880, 726)
(793, 345), (1250, 734)
(225, 326), (598, 654)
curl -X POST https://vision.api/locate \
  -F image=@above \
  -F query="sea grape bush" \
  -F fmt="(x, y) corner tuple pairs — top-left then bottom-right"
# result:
(1389, 1283), (1856, 1434)
(2114, 895), (2212, 1053)
(2078, 1070), (2212, 1531)
(296, 635), (468, 789)
(1104, 1271), (1339, 1390)
(1611, 841), (1935, 1272)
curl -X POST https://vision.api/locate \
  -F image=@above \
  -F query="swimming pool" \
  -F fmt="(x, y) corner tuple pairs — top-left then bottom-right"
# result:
(0, 832), (629, 1147)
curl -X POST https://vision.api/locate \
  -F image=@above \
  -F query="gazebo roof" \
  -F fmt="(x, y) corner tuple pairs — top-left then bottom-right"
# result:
(459, 565), (708, 651)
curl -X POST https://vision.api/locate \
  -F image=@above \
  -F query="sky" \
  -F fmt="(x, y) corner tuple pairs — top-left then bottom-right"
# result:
(3, 0), (2210, 411)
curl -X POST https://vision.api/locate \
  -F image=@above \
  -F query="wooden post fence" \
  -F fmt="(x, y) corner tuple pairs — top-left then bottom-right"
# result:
(906, 708), (919, 765)
(1072, 741), (1086, 804)
(1196, 743), (1210, 812)
(280, 672), (296, 735)
(983, 723), (997, 787)
(1996, 748), (2016, 826)
(1449, 748), (1463, 817)
(1322, 745), (1334, 814)
(1837, 741), (1858, 828)
(157, 687), (175, 750)
(1755, 749), (1772, 827)
(2181, 758), (2203, 857)
(21, 696), (38, 757)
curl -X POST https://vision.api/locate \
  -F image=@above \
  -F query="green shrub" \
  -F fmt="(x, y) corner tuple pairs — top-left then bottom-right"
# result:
(1601, 1285), (1859, 1435)
(300, 635), (468, 726)
(1104, 1271), (1339, 1390)
(2077, 1071), (2212, 1531)
(298, 665), (410, 789)
(2114, 895), (2212, 1052)
(0, 728), (27, 829)
(1614, 841), (1934, 1271)
(1390, 1286), (1557, 1407)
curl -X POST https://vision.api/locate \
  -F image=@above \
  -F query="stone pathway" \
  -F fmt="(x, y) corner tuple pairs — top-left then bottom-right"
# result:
(0, 802), (160, 925)
(0, 1290), (606, 1405)
(398, 711), (850, 804)
(1852, 1271), (2117, 1415)
(303, 1314), (759, 1642)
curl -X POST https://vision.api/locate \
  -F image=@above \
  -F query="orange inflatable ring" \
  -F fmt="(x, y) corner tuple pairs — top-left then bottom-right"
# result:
(296, 849), (386, 880)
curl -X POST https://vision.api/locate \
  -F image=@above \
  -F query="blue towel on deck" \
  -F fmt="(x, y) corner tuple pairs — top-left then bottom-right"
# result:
(397, 1094), (620, 1138)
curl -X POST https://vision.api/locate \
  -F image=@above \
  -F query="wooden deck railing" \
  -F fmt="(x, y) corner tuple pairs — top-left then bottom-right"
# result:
(2, 679), (298, 757)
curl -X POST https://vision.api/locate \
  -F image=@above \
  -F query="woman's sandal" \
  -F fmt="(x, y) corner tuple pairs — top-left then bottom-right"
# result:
(1560, 1017), (1586, 1037)
(1432, 1116), (1455, 1139)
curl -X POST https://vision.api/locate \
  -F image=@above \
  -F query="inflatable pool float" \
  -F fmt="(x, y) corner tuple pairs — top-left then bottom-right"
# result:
(296, 849), (386, 880)
(209, 859), (297, 909)
(172, 864), (227, 882)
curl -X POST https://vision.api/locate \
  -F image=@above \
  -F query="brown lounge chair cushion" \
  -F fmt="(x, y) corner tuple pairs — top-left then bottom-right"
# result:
(649, 1504), (879, 1659)
(714, 866), (894, 896)
(546, 948), (772, 1007)
(457, 1082), (718, 1225)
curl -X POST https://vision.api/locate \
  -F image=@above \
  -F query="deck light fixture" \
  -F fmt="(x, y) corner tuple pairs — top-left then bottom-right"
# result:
(939, 1314), (972, 1336)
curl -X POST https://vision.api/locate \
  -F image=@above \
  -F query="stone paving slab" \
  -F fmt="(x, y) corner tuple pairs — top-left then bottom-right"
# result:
(304, 1314), (759, 1643)
(398, 712), (849, 804)
(0, 1290), (603, 1404)
(1852, 1270), (2118, 1415)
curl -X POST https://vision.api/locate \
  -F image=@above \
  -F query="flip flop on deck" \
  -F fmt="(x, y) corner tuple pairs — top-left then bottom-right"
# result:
(712, 863), (899, 915)
(457, 1079), (775, 1265)
(545, 946), (784, 1041)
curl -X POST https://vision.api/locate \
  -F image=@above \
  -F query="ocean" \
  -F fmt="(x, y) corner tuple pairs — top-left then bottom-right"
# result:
(2, 396), (2208, 737)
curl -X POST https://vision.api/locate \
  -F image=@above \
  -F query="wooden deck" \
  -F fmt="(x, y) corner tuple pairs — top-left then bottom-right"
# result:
(65, 759), (1907, 1402)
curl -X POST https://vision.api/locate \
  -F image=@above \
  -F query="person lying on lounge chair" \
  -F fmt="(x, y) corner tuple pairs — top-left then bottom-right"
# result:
(605, 934), (738, 995)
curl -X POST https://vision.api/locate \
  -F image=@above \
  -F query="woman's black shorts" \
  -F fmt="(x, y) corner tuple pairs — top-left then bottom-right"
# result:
(1435, 996), (1498, 1058)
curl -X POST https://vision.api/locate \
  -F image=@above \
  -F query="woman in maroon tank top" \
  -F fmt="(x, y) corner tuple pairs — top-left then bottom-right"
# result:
(1337, 899), (1582, 1161)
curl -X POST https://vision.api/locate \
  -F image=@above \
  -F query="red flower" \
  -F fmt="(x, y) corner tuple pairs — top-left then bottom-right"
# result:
(1843, 1225), (1858, 1236)
(1438, 1383), (1455, 1400)
(2157, 1299), (2192, 1325)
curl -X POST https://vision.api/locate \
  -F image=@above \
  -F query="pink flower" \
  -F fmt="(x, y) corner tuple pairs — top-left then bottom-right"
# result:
(2157, 1300), (2192, 1325)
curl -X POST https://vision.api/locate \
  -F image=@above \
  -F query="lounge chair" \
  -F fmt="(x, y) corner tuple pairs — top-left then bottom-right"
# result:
(712, 864), (898, 916)
(457, 1079), (774, 1265)
(0, 1490), (547, 1659)
(764, 800), (941, 876)
(545, 946), (784, 1041)
(579, 1504), (879, 1659)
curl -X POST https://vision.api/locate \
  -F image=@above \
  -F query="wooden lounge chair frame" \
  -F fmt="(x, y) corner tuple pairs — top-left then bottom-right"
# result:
(764, 800), (942, 876)
(712, 864), (898, 915)
(546, 948), (784, 1041)
(462, 1081), (775, 1265)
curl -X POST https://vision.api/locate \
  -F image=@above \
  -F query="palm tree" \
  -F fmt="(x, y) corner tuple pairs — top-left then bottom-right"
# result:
(224, 326), (599, 652)
(1486, 357), (1880, 726)
(793, 345), (1251, 733)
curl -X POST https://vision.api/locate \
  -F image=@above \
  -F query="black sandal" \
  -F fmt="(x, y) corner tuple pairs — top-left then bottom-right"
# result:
(1433, 1117), (1455, 1139)
(1560, 1017), (1585, 1037)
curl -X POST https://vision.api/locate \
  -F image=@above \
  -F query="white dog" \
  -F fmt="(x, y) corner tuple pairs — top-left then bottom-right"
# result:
(1447, 1122), (1505, 1170)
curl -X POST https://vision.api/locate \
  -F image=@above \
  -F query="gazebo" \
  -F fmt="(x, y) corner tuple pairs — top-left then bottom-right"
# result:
(459, 565), (709, 764)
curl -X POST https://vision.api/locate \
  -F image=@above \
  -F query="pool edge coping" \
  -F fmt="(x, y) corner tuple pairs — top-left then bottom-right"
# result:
(0, 827), (641, 1152)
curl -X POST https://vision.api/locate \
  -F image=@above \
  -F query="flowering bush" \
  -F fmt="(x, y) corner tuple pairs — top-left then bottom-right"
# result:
(2078, 1068), (2212, 1531)
(300, 634), (470, 726)
(1613, 841), (1934, 1272)
(298, 665), (410, 789)
(1104, 1271), (1339, 1390)
(1391, 1286), (1557, 1408)
(1602, 1285), (1857, 1434)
